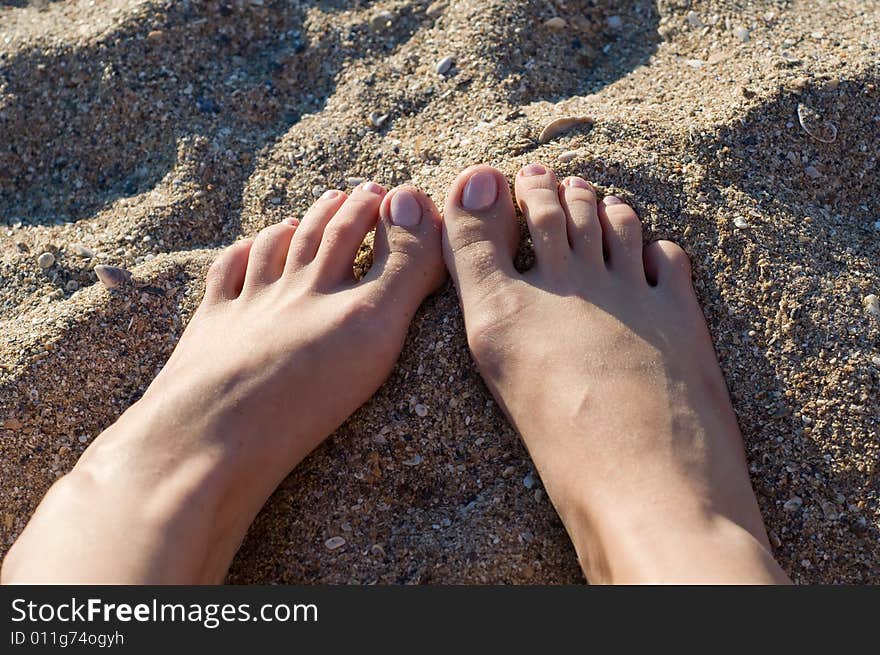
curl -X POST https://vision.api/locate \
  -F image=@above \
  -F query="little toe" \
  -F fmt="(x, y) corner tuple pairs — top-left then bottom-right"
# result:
(514, 163), (571, 268)
(643, 239), (693, 291)
(310, 181), (386, 286)
(242, 222), (297, 290)
(598, 195), (646, 281)
(286, 188), (347, 270)
(442, 165), (520, 308)
(204, 239), (253, 302)
(359, 186), (446, 329)
(559, 176), (603, 264)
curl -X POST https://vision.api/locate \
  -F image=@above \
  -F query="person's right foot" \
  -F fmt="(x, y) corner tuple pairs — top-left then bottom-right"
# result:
(442, 163), (790, 584)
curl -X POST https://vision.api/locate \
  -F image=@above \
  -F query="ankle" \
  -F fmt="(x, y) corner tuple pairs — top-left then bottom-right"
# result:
(563, 500), (789, 584)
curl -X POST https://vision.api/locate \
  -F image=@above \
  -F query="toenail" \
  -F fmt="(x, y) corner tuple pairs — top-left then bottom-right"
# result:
(603, 195), (623, 205)
(461, 170), (498, 211)
(566, 177), (591, 189)
(282, 217), (299, 226)
(362, 181), (385, 195)
(389, 190), (422, 227)
(521, 163), (546, 177)
(321, 189), (341, 200)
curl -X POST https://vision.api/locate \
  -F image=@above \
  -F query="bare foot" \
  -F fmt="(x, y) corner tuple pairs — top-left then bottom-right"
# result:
(2, 182), (445, 584)
(442, 164), (790, 584)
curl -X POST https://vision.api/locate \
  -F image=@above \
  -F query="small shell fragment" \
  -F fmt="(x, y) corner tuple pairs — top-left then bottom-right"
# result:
(324, 536), (346, 550)
(543, 17), (566, 30)
(72, 244), (95, 258)
(783, 496), (803, 512)
(733, 217), (750, 229)
(402, 454), (423, 466)
(94, 265), (132, 289)
(370, 11), (393, 30)
(414, 403), (428, 417)
(435, 55), (454, 75)
(538, 116), (593, 144)
(37, 252), (55, 268)
(734, 26), (751, 43)
(369, 111), (389, 128)
(558, 150), (579, 163)
(797, 103), (837, 143)
(864, 294), (880, 318)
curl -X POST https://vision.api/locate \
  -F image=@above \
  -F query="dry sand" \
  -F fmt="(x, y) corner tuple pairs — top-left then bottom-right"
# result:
(1, 0), (878, 584)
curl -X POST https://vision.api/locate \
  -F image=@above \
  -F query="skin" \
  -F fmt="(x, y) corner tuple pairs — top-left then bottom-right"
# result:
(442, 164), (790, 584)
(2, 182), (446, 583)
(1, 165), (790, 585)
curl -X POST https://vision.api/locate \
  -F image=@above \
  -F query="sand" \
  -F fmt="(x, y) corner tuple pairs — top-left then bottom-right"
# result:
(0, 0), (877, 584)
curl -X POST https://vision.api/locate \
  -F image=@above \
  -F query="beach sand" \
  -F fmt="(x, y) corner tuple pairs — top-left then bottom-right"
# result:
(1, 0), (877, 583)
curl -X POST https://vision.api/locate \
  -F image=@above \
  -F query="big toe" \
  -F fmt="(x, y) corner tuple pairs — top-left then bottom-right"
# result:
(442, 165), (520, 307)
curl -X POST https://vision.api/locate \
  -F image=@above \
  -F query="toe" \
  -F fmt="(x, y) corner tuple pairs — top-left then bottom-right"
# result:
(442, 165), (520, 307)
(643, 239), (693, 289)
(310, 181), (386, 286)
(204, 239), (253, 302)
(359, 186), (446, 327)
(514, 163), (571, 267)
(559, 176), (603, 264)
(242, 222), (297, 290)
(286, 189), (348, 270)
(598, 195), (645, 281)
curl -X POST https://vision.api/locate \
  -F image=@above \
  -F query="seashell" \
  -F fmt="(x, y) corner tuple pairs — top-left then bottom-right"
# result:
(543, 17), (566, 29)
(37, 252), (55, 268)
(324, 536), (346, 550)
(864, 294), (880, 318)
(426, 2), (446, 18)
(557, 150), (579, 163)
(94, 265), (132, 289)
(369, 111), (389, 128)
(797, 103), (837, 143)
(72, 244), (95, 258)
(370, 11), (393, 30)
(783, 496), (803, 512)
(402, 454), (423, 466)
(538, 116), (593, 144)
(435, 55), (454, 75)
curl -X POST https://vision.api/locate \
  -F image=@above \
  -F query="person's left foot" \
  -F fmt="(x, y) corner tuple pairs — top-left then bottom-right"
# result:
(2, 182), (445, 583)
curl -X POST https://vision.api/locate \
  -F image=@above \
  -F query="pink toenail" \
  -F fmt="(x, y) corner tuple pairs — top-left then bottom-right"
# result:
(389, 190), (422, 227)
(603, 195), (623, 205)
(282, 217), (299, 226)
(566, 177), (590, 189)
(461, 170), (498, 211)
(521, 163), (546, 177)
(362, 181), (385, 195)
(321, 189), (340, 200)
